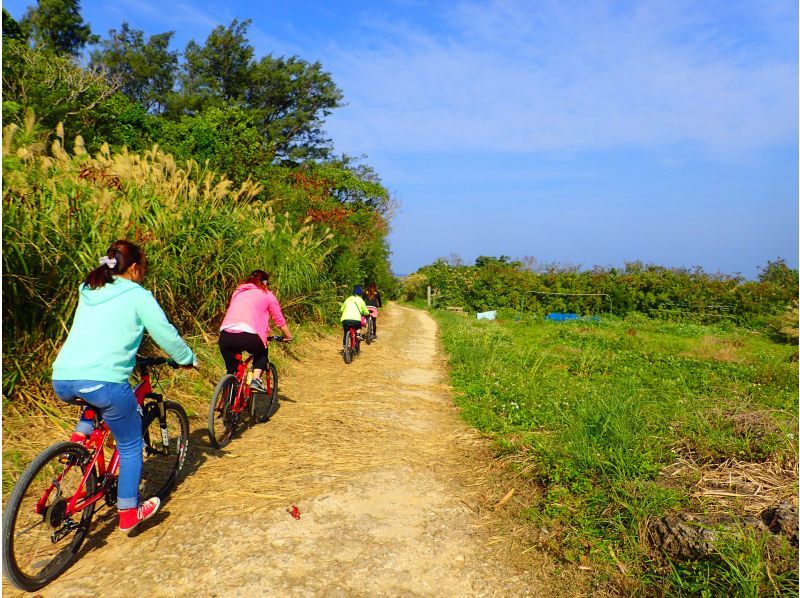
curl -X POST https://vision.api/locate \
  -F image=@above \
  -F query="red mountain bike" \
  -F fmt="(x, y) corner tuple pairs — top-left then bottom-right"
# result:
(2, 357), (190, 592)
(342, 323), (362, 364)
(207, 335), (283, 448)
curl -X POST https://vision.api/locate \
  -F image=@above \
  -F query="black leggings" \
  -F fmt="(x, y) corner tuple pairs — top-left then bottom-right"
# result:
(219, 330), (268, 375)
(342, 320), (361, 346)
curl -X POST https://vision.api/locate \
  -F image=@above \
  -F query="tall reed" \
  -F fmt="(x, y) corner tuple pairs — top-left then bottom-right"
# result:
(2, 116), (337, 402)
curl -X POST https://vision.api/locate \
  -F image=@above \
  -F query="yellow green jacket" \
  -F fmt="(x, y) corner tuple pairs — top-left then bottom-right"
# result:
(340, 295), (368, 321)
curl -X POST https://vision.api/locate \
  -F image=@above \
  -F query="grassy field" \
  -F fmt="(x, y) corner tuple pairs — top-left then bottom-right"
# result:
(432, 308), (798, 595)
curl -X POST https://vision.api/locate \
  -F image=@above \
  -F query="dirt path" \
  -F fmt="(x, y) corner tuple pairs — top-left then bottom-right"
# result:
(9, 304), (557, 597)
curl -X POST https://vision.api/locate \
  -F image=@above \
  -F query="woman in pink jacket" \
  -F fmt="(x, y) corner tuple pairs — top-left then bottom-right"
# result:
(218, 270), (293, 393)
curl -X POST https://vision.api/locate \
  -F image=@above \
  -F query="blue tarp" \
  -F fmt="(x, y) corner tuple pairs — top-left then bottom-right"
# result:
(545, 312), (580, 321)
(476, 310), (497, 320)
(545, 313), (601, 322)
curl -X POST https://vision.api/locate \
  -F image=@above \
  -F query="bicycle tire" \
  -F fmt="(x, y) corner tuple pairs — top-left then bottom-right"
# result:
(246, 387), (258, 427)
(2, 442), (97, 592)
(343, 346), (353, 364)
(208, 374), (238, 449)
(365, 320), (373, 345)
(141, 401), (190, 501)
(258, 363), (279, 422)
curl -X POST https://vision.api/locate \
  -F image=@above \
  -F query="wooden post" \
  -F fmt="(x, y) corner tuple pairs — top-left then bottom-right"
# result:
(427, 285), (432, 308)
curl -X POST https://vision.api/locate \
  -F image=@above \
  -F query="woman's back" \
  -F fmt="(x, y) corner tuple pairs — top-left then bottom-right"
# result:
(53, 278), (182, 383)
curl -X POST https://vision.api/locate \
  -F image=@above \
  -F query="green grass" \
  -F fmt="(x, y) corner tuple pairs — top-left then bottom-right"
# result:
(432, 308), (798, 595)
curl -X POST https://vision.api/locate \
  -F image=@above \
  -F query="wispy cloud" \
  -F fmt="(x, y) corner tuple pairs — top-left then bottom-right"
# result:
(324, 0), (797, 157)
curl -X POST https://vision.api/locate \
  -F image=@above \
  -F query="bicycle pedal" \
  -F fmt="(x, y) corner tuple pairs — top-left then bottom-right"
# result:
(58, 454), (84, 466)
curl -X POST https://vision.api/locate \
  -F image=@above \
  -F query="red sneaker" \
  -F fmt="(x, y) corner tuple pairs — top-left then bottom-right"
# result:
(118, 497), (161, 533)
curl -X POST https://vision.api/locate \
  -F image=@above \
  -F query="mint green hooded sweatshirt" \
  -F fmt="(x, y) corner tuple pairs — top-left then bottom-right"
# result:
(52, 278), (195, 383)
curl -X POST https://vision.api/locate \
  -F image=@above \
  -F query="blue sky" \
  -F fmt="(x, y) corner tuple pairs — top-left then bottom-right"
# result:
(6, 0), (797, 278)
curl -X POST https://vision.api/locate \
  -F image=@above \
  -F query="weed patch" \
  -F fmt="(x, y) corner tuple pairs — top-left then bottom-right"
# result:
(433, 309), (798, 594)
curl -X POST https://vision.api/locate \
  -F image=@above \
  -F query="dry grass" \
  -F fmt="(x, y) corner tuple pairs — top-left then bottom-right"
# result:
(661, 455), (799, 515)
(684, 335), (744, 363)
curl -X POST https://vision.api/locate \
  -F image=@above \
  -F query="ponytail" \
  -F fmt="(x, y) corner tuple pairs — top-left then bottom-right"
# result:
(243, 269), (270, 292)
(84, 240), (145, 289)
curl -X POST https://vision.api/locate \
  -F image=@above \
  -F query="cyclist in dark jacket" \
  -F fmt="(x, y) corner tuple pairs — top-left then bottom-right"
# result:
(363, 283), (382, 339)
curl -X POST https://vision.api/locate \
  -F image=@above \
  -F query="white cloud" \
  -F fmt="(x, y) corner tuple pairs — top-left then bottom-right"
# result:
(323, 0), (797, 157)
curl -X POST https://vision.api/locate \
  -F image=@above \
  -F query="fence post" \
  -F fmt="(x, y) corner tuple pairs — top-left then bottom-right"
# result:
(427, 285), (432, 308)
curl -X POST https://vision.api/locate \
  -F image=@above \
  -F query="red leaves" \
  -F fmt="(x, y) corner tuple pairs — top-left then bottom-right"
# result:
(78, 167), (122, 190)
(307, 206), (349, 226)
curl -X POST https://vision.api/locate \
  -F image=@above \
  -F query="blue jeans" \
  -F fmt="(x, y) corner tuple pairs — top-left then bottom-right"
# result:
(52, 380), (142, 510)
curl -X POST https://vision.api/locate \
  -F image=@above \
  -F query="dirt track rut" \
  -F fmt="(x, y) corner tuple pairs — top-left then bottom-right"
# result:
(9, 303), (551, 597)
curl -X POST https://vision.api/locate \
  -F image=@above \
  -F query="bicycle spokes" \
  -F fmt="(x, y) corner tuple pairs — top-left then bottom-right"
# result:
(3, 443), (97, 591)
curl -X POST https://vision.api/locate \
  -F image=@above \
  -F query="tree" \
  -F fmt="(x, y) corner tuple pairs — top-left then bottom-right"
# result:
(171, 19), (343, 163)
(176, 18), (254, 114)
(3, 9), (26, 42)
(157, 105), (268, 185)
(757, 258), (799, 288)
(246, 55), (343, 162)
(21, 0), (97, 56)
(475, 255), (521, 268)
(1, 40), (152, 152)
(90, 23), (178, 113)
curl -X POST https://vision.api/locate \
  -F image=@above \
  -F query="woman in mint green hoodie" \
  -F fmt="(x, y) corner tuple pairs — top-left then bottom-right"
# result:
(52, 240), (197, 533)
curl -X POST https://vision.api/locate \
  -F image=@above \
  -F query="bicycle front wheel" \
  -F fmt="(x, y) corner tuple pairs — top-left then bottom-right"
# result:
(2, 442), (97, 592)
(141, 401), (190, 501)
(208, 375), (238, 449)
(256, 363), (279, 423)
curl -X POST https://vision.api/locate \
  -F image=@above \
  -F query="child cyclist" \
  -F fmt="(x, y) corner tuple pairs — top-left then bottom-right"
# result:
(52, 240), (198, 533)
(218, 270), (293, 393)
(340, 285), (369, 349)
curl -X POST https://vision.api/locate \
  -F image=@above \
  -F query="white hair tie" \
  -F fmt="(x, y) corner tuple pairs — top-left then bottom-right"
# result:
(99, 256), (117, 268)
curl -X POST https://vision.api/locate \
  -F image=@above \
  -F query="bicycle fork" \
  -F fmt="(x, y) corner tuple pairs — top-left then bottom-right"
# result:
(145, 393), (171, 447)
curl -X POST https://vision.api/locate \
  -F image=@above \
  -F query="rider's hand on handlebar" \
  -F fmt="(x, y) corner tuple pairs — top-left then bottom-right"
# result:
(181, 357), (199, 369)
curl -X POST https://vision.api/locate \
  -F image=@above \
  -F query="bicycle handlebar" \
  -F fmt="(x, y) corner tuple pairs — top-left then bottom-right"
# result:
(136, 356), (181, 369)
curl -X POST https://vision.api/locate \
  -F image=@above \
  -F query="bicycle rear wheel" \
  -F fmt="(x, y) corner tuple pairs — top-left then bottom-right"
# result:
(141, 401), (190, 500)
(343, 346), (353, 364)
(2, 442), (97, 592)
(208, 374), (239, 449)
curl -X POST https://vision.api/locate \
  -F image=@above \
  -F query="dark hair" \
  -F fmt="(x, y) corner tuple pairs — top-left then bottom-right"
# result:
(244, 269), (270, 292)
(84, 240), (145, 289)
(365, 283), (378, 299)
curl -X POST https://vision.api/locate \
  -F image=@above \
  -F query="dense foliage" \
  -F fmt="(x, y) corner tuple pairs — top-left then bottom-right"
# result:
(2, 120), (364, 396)
(404, 257), (799, 329)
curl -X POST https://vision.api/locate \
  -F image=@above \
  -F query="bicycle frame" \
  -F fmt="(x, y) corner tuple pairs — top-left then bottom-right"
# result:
(348, 326), (360, 352)
(47, 365), (157, 519)
(230, 353), (253, 413)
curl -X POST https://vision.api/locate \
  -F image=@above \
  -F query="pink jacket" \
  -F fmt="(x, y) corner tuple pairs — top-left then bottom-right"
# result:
(220, 283), (287, 346)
